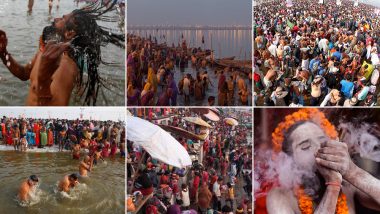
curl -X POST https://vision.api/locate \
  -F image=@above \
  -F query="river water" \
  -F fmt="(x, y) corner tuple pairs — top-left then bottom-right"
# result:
(0, 0), (125, 106)
(128, 29), (252, 106)
(0, 150), (125, 214)
(128, 29), (252, 60)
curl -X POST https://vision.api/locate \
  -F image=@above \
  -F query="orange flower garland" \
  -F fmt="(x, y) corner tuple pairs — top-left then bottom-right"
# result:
(271, 108), (338, 153)
(297, 188), (349, 214)
(272, 109), (348, 214)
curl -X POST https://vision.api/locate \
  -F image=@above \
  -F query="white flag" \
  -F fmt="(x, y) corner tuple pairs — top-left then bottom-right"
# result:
(336, 0), (341, 6)
(354, 0), (359, 7)
(319, 0), (324, 4)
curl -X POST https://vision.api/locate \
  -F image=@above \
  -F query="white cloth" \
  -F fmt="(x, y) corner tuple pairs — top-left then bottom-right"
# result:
(371, 53), (379, 66)
(318, 38), (328, 53)
(213, 182), (221, 197)
(371, 69), (379, 85)
(181, 190), (190, 207)
(268, 44), (277, 57)
(183, 77), (190, 95)
(126, 116), (192, 168)
(301, 59), (310, 71)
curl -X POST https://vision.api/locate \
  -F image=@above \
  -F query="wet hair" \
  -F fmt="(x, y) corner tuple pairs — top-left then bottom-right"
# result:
(69, 173), (78, 181)
(29, 175), (39, 182)
(65, 1), (125, 105)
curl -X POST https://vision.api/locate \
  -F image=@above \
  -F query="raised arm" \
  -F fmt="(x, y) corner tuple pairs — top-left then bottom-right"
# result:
(0, 30), (34, 81)
(345, 163), (380, 211)
(316, 140), (380, 211)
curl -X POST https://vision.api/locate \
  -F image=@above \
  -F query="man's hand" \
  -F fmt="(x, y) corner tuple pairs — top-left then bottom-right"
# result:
(0, 30), (8, 55)
(39, 41), (70, 81)
(316, 164), (342, 184)
(316, 140), (353, 178)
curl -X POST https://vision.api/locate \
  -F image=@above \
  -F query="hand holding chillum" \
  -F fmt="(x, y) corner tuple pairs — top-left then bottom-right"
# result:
(316, 140), (353, 179)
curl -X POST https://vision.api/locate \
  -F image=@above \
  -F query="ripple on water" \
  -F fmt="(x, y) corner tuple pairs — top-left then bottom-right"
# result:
(0, 151), (124, 213)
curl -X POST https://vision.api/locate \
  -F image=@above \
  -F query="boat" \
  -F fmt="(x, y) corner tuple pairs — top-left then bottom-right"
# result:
(214, 59), (252, 70)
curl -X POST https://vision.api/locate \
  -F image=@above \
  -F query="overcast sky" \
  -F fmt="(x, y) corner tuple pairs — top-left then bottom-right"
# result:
(365, 0), (380, 7)
(0, 108), (125, 121)
(127, 0), (251, 26)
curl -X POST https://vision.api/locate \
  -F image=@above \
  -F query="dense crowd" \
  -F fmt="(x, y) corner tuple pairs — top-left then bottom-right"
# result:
(254, 0), (380, 106)
(0, 117), (126, 159)
(127, 34), (251, 106)
(127, 109), (252, 214)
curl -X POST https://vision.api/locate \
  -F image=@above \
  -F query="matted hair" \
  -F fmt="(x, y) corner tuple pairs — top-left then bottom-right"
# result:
(67, 0), (125, 105)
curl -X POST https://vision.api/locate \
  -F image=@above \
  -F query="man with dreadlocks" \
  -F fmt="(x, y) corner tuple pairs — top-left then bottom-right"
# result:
(256, 109), (380, 214)
(0, 1), (124, 106)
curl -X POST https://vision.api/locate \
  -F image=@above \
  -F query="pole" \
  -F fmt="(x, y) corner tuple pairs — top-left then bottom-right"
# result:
(128, 150), (147, 194)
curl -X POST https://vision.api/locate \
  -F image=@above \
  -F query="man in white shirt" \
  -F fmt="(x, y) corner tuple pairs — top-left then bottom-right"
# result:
(318, 37), (329, 54)
(268, 42), (277, 57)
(212, 177), (223, 211)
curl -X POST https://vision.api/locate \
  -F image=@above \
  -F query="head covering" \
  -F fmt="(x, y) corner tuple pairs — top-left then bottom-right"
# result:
(344, 97), (358, 107)
(274, 86), (288, 99)
(167, 204), (181, 214)
(272, 109), (337, 153)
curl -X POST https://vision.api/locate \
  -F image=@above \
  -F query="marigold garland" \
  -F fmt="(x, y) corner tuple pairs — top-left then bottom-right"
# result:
(272, 109), (348, 214)
(297, 188), (349, 214)
(271, 108), (338, 153)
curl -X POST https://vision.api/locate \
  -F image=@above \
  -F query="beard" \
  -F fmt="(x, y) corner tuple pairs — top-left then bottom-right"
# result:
(42, 23), (63, 44)
(301, 172), (326, 203)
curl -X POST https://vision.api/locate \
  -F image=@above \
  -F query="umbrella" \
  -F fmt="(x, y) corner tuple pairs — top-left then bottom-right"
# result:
(127, 116), (192, 168)
(224, 118), (239, 126)
(190, 108), (220, 122)
(210, 108), (221, 116)
(203, 110), (220, 122)
(183, 117), (212, 128)
(159, 124), (207, 141)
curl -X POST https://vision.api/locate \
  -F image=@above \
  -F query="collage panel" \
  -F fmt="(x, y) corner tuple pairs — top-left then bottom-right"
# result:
(253, 0), (380, 107)
(126, 108), (252, 213)
(254, 108), (380, 214)
(0, 107), (125, 213)
(127, 0), (252, 107)
(0, 0), (125, 106)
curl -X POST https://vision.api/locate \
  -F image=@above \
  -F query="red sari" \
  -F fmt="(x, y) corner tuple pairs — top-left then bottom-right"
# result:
(102, 143), (110, 158)
(34, 124), (40, 146)
(191, 175), (200, 200)
(48, 130), (54, 146)
(6, 130), (12, 145)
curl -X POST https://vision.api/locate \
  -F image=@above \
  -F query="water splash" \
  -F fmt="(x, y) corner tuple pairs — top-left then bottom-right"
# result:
(54, 182), (88, 201)
(16, 184), (46, 207)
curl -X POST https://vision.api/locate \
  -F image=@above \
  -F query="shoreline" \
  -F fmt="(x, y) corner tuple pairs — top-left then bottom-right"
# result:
(0, 145), (70, 153)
